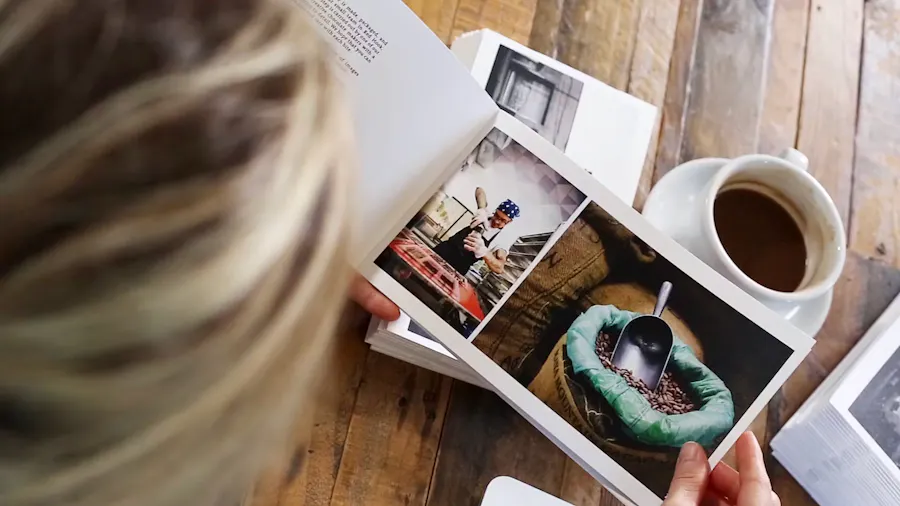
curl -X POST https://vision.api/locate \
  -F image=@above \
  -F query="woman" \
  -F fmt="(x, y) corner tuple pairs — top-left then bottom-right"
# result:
(0, 1), (773, 504)
(0, 0), (352, 503)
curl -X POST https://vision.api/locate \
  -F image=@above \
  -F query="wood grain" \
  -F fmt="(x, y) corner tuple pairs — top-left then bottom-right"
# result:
(403, 0), (462, 44)
(627, 0), (681, 210)
(757, 0), (811, 155)
(767, 252), (900, 504)
(848, 0), (900, 265)
(451, 0), (539, 45)
(425, 383), (569, 506)
(329, 352), (452, 506)
(528, 0), (642, 90)
(796, 0), (863, 227)
(558, 460), (612, 506)
(527, 0), (564, 59)
(249, 308), (372, 506)
(679, 0), (773, 161)
(653, 0), (703, 178)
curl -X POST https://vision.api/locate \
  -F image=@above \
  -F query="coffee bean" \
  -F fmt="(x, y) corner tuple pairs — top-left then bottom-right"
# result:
(594, 332), (699, 415)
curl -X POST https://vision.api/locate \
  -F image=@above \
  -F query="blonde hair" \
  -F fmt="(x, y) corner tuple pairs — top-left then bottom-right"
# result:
(0, 0), (352, 504)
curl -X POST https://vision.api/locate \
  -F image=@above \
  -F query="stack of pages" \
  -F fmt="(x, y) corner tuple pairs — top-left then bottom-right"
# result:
(365, 29), (656, 384)
(299, 0), (816, 504)
(772, 294), (900, 505)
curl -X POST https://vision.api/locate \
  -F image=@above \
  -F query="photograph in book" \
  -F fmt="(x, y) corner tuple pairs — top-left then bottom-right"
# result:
(470, 201), (795, 497)
(850, 345), (900, 469)
(376, 127), (585, 337)
(486, 45), (583, 151)
(365, 113), (814, 505)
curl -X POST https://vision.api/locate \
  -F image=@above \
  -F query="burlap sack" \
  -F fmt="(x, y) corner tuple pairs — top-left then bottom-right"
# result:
(527, 282), (705, 493)
(527, 283), (704, 442)
(475, 204), (655, 383)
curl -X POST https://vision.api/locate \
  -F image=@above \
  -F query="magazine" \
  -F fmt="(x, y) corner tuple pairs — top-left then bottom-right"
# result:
(773, 294), (900, 505)
(301, 1), (816, 504)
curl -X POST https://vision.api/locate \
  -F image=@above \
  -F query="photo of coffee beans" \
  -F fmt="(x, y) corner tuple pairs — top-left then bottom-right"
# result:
(595, 332), (698, 415)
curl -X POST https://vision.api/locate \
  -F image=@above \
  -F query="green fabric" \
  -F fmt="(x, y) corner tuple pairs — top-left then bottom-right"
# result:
(566, 305), (735, 448)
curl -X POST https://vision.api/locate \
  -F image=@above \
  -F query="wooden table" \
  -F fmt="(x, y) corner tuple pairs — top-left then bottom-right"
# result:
(250, 0), (900, 504)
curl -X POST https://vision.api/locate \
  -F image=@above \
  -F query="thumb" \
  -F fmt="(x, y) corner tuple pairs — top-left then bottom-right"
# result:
(663, 443), (710, 505)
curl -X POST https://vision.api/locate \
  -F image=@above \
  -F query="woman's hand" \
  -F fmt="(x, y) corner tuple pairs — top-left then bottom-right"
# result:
(663, 432), (780, 506)
(349, 275), (400, 321)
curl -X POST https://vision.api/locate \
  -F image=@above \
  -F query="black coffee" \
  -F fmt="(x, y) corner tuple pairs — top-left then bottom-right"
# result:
(713, 188), (807, 292)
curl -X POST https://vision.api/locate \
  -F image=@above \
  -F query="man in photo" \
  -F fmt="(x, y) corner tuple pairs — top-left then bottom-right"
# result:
(433, 186), (520, 276)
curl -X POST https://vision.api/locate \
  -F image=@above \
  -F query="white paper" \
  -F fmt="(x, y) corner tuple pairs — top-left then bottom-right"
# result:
(293, 0), (499, 265)
(830, 312), (900, 483)
(451, 29), (657, 205)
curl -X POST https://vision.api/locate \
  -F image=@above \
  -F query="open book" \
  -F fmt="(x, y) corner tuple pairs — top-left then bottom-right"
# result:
(367, 28), (657, 388)
(772, 293), (900, 505)
(299, 1), (816, 504)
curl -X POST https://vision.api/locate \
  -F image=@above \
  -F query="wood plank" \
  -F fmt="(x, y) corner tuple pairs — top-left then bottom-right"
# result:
(795, 0), (863, 228)
(757, 0), (811, 155)
(528, 0), (642, 90)
(248, 307), (372, 506)
(767, 252), (900, 504)
(329, 353), (453, 506)
(403, 0), (462, 44)
(451, 0), (538, 45)
(653, 0), (703, 178)
(679, 0), (773, 162)
(558, 460), (612, 506)
(527, 0), (564, 58)
(625, 0), (681, 210)
(848, 0), (900, 265)
(426, 383), (569, 506)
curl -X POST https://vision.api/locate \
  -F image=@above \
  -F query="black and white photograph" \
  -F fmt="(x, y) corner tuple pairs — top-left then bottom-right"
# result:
(850, 345), (900, 469)
(486, 45), (583, 151)
(376, 128), (585, 337)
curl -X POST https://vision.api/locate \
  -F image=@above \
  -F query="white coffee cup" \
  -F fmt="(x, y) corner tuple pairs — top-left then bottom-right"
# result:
(680, 149), (846, 316)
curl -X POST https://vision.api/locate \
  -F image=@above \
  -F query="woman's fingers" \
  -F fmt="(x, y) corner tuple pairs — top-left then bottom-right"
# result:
(709, 462), (740, 501)
(348, 275), (400, 321)
(663, 443), (710, 505)
(771, 491), (781, 506)
(735, 432), (774, 505)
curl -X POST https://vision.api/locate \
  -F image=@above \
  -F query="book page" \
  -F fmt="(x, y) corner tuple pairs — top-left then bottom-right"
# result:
(830, 310), (900, 483)
(451, 30), (656, 205)
(363, 112), (813, 505)
(292, 0), (498, 264)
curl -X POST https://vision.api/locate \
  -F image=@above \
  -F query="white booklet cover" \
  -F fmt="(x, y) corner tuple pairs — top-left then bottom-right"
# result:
(300, 1), (816, 504)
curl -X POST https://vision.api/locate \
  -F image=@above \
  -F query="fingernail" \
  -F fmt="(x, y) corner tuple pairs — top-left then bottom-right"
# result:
(678, 442), (704, 464)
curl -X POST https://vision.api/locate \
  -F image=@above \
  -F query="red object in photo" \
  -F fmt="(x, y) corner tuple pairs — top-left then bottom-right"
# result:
(388, 230), (486, 321)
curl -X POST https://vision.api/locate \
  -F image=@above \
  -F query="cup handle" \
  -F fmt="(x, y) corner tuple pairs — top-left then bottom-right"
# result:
(779, 148), (809, 171)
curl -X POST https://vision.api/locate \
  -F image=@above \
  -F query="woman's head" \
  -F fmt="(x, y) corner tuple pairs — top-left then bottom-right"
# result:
(0, 0), (351, 504)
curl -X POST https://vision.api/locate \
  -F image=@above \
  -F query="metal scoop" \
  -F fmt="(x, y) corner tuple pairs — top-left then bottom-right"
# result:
(610, 281), (674, 391)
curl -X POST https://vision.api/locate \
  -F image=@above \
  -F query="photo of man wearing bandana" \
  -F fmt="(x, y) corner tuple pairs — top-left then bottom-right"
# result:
(434, 190), (520, 276)
(376, 129), (585, 337)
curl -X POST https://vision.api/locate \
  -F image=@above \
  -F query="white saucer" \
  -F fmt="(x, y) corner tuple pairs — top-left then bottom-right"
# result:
(481, 477), (573, 506)
(642, 157), (833, 337)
